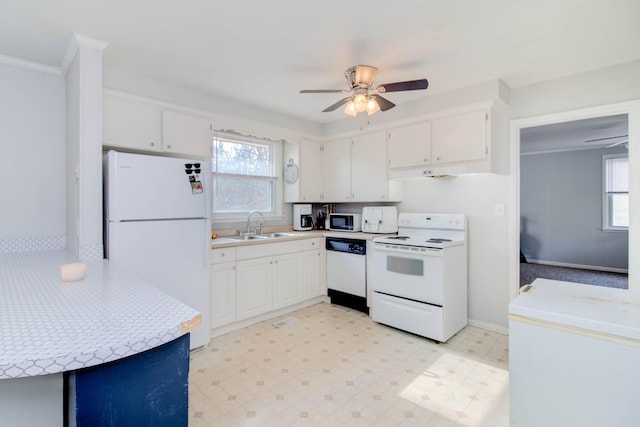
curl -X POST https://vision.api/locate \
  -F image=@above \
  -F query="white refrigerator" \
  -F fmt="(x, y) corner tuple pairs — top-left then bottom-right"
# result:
(104, 150), (211, 349)
(509, 278), (640, 427)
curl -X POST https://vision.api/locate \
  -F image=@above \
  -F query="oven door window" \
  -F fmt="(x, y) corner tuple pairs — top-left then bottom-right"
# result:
(387, 256), (423, 276)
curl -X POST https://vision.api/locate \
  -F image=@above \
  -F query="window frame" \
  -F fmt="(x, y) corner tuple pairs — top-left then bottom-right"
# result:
(602, 152), (629, 232)
(211, 132), (283, 223)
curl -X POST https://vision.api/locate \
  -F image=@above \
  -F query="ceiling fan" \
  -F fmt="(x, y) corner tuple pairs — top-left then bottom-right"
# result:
(585, 134), (629, 149)
(300, 65), (428, 117)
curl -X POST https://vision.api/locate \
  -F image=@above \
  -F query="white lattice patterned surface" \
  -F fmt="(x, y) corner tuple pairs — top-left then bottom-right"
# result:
(0, 250), (200, 379)
(0, 235), (66, 254)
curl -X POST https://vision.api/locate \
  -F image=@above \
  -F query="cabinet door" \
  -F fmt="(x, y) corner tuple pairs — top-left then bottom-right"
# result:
(388, 122), (431, 168)
(272, 253), (302, 309)
(210, 262), (236, 328)
(299, 140), (323, 202)
(322, 138), (351, 202)
(431, 110), (487, 164)
(351, 131), (388, 201)
(300, 250), (321, 298)
(236, 258), (272, 320)
(162, 110), (213, 158)
(103, 94), (162, 152)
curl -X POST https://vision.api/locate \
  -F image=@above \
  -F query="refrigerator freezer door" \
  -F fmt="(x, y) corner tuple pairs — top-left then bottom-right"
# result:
(107, 219), (211, 349)
(105, 150), (210, 221)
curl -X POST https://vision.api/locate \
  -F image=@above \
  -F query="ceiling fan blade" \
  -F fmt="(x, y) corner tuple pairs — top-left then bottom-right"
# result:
(606, 139), (629, 148)
(322, 97), (352, 112)
(300, 89), (349, 94)
(585, 134), (628, 143)
(369, 94), (395, 112)
(376, 79), (429, 93)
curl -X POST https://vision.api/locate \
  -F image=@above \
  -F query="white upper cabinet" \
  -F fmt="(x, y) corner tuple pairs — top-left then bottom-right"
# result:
(431, 109), (488, 164)
(162, 110), (213, 158)
(103, 90), (212, 158)
(103, 93), (163, 152)
(351, 131), (391, 202)
(388, 122), (431, 168)
(389, 104), (503, 178)
(322, 138), (352, 202)
(299, 140), (323, 202)
(283, 139), (323, 203)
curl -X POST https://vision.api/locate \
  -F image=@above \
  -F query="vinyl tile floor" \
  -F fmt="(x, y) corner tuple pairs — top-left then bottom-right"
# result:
(189, 303), (510, 427)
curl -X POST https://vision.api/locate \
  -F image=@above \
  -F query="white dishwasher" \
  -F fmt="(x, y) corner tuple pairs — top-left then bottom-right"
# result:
(325, 237), (368, 314)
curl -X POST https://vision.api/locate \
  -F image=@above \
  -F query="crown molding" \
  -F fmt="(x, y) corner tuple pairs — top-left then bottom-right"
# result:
(0, 53), (62, 76)
(61, 33), (108, 75)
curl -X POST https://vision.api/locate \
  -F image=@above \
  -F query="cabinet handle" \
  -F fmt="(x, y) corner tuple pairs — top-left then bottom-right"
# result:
(220, 253), (225, 257)
(150, 142), (155, 147)
(167, 144), (172, 150)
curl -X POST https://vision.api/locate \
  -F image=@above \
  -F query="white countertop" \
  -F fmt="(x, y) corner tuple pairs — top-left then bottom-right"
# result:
(509, 278), (640, 341)
(0, 250), (200, 379)
(211, 230), (393, 248)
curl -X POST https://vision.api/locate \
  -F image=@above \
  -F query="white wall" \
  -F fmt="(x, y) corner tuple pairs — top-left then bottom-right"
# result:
(399, 174), (511, 330)
(0, 61), (66, 239)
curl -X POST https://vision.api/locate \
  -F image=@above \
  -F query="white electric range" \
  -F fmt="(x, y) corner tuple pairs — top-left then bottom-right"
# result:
(371, 213), (468, 342)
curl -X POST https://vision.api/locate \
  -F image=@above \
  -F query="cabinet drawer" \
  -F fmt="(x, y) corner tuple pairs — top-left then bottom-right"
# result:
(301, 237), (323, 251)
(211, 247), (236, 264)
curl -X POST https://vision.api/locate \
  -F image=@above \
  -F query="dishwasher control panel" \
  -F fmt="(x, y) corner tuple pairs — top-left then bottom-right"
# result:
(325, 237), (366, 255)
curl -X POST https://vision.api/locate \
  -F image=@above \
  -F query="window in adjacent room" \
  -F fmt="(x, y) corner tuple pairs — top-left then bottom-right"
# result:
(212, 132), (281, 219)
(603, 153), (629, 230)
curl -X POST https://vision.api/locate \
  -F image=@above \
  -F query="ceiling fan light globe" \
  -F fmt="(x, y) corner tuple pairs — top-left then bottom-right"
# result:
(366, 98), (380, 115)
(354, 94), (367, 112)
(344, 101), (358, 117)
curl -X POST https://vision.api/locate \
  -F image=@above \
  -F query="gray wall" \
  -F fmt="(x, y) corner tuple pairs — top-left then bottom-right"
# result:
(520, 146), (628, 270)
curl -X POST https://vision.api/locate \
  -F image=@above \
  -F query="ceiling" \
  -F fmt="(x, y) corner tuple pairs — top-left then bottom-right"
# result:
(1, 0), (639, 124)
(520, 114), (629, 154)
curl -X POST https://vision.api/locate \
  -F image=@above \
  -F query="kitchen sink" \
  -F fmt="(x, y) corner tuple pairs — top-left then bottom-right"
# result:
(268, 233), (295, 238)
(226, 232), (296, 241)
(227, 235), (271, 241)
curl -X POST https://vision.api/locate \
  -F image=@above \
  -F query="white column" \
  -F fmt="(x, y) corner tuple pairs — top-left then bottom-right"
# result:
(62, 33), (108, 261)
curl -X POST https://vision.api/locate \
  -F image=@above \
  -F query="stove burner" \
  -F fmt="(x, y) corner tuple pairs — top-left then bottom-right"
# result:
(426, 238), (452, 243)
(388, 236), (410, 240)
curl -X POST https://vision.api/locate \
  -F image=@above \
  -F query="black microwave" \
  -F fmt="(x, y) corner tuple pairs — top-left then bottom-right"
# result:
(328, 213), (362, 232)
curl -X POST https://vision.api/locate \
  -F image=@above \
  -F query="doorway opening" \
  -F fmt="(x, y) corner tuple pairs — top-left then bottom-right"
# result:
(519, 114), (629, 289)
(509, 100), (639, 301)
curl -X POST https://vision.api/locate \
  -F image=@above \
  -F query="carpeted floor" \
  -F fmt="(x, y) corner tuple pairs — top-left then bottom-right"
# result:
(520, 262), (628, 289)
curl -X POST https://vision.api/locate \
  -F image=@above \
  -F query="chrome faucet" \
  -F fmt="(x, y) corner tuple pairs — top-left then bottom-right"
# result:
(245, 210), (265, 235)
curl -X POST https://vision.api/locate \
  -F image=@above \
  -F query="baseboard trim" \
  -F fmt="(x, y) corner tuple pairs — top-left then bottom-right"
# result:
(468, 319), (509, 335)
(210, 296), (329, 339)
(526, 259), (628, 274)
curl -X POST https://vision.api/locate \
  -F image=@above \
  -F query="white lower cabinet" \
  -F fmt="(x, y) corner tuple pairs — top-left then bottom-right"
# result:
(300, 238), (326, 298)
(272, 253), (303, 310)
(210, 237), (326, 329)
(210, 248), (237, 328)
(236, 257), (275, 320)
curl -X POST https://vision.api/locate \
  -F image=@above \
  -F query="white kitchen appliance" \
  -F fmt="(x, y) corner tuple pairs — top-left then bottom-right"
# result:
(293, 204), (313, 231)
(361, 206), (398, 234)
(371, 213), (467, 342)
(328, 213), (361, 232)
(104, 150), (211, 349)
(325, 237), (368, 314)
(509, 279), (640, 427)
